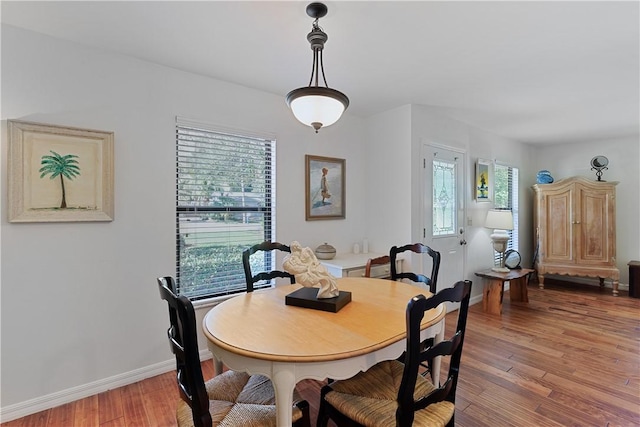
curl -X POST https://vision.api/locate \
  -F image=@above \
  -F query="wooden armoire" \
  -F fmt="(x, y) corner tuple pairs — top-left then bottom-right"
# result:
(532, 176), (619, 295)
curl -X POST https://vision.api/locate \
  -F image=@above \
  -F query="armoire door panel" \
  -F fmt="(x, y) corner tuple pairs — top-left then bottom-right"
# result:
(544, 190), (573, 263)
(577, 190), (611, 265)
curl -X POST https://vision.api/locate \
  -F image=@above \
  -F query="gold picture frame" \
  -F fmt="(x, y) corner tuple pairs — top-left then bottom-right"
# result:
(305, 154), (345, 220)
(8, 120), (114, 222)
(475, 158), (492, 202)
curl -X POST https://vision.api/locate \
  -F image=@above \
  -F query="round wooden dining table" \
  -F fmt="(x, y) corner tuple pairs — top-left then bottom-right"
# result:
(203, 277), (446, 426)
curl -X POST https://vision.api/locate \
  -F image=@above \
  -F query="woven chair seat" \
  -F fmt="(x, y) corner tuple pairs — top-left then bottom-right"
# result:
(177, 371), (305, 426)
(324, 360), (454, 427)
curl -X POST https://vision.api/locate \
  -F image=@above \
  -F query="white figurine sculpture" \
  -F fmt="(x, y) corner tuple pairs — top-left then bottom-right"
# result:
(283, 241), (340, 299)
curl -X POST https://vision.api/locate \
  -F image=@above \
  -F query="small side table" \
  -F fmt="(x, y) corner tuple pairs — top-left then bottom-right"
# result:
(475, 268), (534, 316)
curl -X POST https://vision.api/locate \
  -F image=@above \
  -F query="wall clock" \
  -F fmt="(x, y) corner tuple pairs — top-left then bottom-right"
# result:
(504, 249), (522, 270)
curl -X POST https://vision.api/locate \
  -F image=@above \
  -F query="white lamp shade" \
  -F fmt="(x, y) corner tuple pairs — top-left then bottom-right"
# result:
(485, 209), (513, 272)
(485, 209), (514, 231)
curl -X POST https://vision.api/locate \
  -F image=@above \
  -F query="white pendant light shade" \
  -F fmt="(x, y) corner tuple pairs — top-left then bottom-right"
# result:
(286, 87), (349, 132)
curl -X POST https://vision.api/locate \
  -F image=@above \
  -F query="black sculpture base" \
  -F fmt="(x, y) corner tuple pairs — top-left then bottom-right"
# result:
(285, 287), (351, 313)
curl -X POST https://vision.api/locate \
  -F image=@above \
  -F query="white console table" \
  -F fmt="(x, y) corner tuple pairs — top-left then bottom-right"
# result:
(321, 252), (402, 279)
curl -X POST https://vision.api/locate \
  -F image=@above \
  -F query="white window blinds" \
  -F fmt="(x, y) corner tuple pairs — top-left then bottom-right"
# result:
(494, 164), (519, 261)
(176, 119), (276, 299)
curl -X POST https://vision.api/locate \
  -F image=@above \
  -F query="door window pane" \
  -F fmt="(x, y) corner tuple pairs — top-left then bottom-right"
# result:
(433, 159), (457, 236)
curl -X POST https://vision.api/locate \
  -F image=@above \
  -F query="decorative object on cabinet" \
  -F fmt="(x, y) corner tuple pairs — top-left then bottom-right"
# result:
(504, 249), (522, 270)
(8, 120), (114, 223)
(285, 2), (349, 133)
(315, 242), (336, 260)
(590, 155), (609, 181)
(484, 209), (514, 273)
(305, 155), (345, 220)
(532, 176), (619, 295)
(536, 169), (554, 184)
(475, 158), (492, 201)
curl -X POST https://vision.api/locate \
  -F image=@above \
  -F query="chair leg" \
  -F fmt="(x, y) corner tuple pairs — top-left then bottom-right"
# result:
(294, 400), (311, 427)
(446, 413), (455, 427)
(318, 386), (364, 427)
(317, 386), (332, 427)
(316, 398), (330, 427)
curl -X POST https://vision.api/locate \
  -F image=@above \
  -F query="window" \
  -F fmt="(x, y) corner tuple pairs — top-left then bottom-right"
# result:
(493, 164), (519, 259)
(176, 119), (276, 300)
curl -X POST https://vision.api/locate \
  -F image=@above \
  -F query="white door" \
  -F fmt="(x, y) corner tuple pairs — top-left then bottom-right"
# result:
(423, 144), (466, 296)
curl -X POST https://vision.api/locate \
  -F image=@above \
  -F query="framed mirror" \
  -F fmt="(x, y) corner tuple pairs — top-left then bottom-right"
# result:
(504, 249), (522, 270)
(590, 155), (609, 181)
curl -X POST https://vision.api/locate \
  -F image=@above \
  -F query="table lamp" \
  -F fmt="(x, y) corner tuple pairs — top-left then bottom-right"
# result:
(485, 209), (514, 272)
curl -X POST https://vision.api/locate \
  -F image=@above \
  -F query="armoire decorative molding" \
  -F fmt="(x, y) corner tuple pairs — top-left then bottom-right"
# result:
(532, 176), (619, 295)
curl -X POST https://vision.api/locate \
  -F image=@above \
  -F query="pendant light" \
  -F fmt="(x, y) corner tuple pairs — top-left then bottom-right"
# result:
(286, 2), (349, 133)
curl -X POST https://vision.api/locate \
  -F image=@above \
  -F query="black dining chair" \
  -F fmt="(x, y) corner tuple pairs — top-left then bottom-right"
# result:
(390, 243), (442, 373)
(156, 276), (310, 427)
(242, 241), (296, 292)
(317, 280), (472, 427)
(390, 243), (441, 294)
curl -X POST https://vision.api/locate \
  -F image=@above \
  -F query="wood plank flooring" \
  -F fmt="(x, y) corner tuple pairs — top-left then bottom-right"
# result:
(3, 280), (639, 426)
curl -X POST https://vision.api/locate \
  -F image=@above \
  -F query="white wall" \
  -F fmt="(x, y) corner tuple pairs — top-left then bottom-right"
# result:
(465, 124), (538, 277)
(364, 105), (413, 253)
(0, 25), (367, 417)
(364, 105), (537, 301)
(2, 23), (638, 421)
(532, 136), (640, 283)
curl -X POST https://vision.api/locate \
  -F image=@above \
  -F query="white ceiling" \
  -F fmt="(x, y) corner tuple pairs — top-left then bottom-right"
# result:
(2, 1), (638, 145)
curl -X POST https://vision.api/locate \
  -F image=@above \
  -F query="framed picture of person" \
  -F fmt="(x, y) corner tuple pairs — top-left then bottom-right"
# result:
(305, 155), (345, 220)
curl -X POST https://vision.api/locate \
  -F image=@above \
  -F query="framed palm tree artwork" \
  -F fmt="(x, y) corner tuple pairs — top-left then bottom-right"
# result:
(8, 120), (114, 222)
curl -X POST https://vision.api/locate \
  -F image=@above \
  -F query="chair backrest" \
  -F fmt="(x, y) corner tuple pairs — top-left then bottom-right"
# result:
(390, 243), (441, 293)
(157, 276), (212, 427)
(242, 241), (296, 292)
(364, 255), (391, 278)
(396, 280), (472, 426)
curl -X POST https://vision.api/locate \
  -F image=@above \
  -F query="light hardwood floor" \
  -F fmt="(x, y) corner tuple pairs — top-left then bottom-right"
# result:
(3, 280), (639, 426)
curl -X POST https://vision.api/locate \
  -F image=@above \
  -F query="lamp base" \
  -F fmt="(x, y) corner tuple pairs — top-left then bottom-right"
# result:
(491, 266), (510, 273)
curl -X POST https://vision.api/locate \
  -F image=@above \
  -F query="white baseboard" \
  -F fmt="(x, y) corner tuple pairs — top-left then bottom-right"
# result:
(0, 350), (212, 423)
(470, 293), (483, 306)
